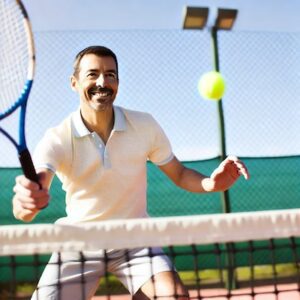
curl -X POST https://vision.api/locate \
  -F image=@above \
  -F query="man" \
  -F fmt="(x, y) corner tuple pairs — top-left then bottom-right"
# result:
(12, 46), (249, 300)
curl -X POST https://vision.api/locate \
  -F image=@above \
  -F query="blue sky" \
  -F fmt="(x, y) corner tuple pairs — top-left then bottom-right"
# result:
(24, 0), (300, 32)
(1, 1), (300, 166)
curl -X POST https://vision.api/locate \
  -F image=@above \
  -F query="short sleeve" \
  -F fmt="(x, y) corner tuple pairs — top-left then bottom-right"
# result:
(147, 115), (174, 166)
(33, 130), (64, 173)
(33, 117), (71, 175)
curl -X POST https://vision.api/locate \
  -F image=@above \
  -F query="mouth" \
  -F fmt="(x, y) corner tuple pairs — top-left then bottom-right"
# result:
(89, 88), (113, 101)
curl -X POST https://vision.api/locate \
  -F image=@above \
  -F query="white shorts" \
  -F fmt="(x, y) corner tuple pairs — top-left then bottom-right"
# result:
(31, 247), (175, 300)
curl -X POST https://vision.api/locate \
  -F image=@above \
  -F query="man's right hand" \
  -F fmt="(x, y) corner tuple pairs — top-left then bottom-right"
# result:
(12, 171), (52, 222)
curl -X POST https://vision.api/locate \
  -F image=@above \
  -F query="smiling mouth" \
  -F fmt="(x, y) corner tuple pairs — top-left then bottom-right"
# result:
(89, 88), (113, 100)
(91, 91), (111, 97)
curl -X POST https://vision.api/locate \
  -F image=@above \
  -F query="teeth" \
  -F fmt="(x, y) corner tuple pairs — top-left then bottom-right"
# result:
(92, 92), (110, 97)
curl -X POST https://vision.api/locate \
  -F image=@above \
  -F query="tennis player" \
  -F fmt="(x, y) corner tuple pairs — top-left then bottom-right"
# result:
(12, 46), (249, 300)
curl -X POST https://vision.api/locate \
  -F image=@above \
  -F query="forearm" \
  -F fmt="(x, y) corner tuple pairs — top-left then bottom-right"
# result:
(159, 157), (217, 193)
(175, 167), (216, 193)
(160, 155), (249, 194)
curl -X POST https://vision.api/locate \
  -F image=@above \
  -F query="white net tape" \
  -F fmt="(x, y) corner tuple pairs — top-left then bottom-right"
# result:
(1, 209), (300, 255)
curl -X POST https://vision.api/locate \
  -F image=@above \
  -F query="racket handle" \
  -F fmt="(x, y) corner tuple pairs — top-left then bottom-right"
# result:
(18, 149), (40, 185)
(19, 149), (47, 209)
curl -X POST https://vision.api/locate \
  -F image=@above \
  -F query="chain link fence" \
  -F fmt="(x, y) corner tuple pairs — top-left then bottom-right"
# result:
(1, 29), (300, 224)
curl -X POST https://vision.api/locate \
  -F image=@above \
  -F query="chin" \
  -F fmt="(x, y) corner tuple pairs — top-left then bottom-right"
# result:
(91, 101), (114, 112)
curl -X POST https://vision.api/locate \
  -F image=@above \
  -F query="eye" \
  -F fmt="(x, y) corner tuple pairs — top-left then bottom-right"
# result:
(87, 72), (97, 78)
(105, 72), (117, 79)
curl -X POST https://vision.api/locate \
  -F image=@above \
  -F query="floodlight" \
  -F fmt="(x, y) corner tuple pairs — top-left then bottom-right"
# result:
(215, 8), (238, 30)
(182, 6), (209, 30)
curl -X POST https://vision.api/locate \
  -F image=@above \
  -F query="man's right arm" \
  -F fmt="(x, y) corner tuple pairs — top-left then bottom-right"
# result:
(12, 169), (54, 222)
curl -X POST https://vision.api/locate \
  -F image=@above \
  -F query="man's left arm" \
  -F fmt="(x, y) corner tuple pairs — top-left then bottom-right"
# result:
(159, 156), (249, 193)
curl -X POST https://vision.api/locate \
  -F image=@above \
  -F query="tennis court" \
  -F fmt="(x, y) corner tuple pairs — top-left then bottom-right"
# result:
(93, 286), (300, 299)
(1, 1), (300, 300)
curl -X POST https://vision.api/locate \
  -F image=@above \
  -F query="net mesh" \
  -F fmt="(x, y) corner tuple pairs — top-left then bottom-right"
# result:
(0, 0), (31, 114)
(1, 209), (300, 299)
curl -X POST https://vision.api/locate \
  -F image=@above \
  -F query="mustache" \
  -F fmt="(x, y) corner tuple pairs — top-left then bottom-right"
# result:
(89, 86), (113, 94)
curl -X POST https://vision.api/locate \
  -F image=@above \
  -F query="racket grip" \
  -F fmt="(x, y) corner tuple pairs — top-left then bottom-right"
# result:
(18, 149), (40, 185)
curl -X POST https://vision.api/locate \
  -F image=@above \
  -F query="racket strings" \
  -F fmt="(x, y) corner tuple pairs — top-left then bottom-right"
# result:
(0, 0), (31, 114)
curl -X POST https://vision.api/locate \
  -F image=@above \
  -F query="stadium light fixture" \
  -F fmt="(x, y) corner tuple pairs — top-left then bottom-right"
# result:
(182, 7), (209, 30)
(215, 8), (238, 30)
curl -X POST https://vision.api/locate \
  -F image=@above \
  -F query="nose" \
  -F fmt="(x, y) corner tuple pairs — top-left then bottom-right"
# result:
(96, 74), (105, 87)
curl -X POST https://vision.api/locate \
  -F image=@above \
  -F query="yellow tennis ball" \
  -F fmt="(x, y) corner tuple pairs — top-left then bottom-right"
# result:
(198, 71), (226, 101)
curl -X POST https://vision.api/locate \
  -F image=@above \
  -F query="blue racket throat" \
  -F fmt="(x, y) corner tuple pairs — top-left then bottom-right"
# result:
(19, 81), (32, 152)
(0, 79), (33, 154)
(18, 80), (40, 184)
(0, 79), (38, 184)
(0, 80), (33, 121)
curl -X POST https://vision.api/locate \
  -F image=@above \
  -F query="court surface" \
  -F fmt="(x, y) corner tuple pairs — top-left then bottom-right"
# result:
(92, 283), (300, 299)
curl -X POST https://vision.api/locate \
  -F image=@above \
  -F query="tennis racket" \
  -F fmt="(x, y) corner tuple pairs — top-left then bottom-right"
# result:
(0, 0), (39, 184)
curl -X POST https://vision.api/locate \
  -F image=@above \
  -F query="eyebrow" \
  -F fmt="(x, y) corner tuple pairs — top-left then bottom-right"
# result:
(85, 69), (117, 74)
(105, 69), (117, 74)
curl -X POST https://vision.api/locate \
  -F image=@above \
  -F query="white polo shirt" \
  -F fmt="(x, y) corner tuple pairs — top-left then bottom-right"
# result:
(33, 106), (174, 224)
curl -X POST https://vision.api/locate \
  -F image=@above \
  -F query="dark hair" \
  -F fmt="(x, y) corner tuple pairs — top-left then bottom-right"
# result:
(73, 46), (118, 78)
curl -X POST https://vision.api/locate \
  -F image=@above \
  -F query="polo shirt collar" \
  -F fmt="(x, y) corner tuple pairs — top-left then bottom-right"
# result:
(72, 105), (126, 138)
(113, 105), (126, 132)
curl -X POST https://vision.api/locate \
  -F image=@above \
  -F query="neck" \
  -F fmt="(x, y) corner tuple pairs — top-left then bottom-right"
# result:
(81, 107), (114, 144)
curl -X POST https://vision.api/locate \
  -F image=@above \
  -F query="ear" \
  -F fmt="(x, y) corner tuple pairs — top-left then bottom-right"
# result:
(70, 75), (78, 92)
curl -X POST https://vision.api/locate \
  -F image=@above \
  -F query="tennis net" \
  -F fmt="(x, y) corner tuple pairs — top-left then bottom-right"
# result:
(1, 209), (300, 299)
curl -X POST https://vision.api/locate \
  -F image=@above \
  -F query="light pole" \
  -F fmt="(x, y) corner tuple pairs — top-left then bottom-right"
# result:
(183, 6), (238, 214)
(211, 8), (238, 215)
(183, 6), (238, 291)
